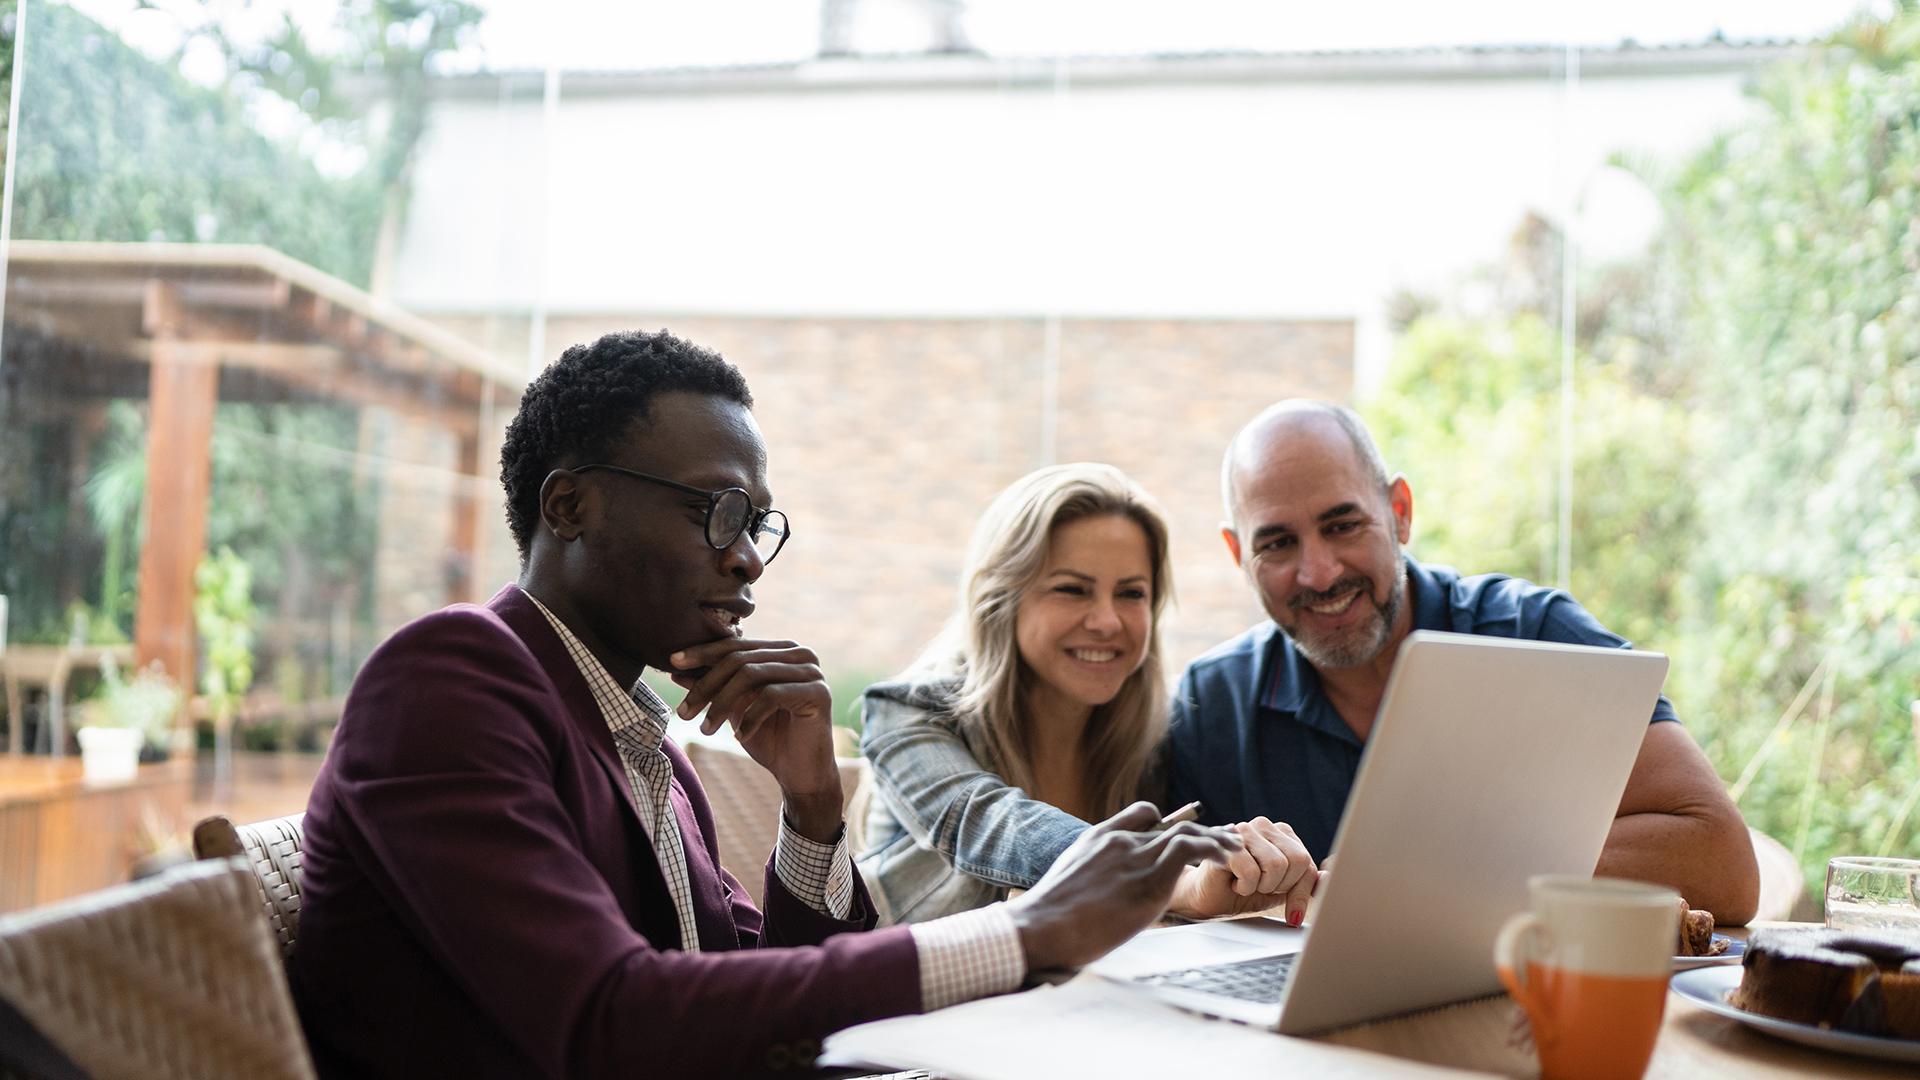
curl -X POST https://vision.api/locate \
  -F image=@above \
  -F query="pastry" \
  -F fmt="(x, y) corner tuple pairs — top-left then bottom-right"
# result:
(1732, 930), (1882, 1030)
(1731, 927), (1920, 1039)
(1675, 897), (1728, 957)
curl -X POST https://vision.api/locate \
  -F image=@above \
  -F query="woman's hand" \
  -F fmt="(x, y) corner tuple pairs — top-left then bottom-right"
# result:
(1165, 817), (1317, 925)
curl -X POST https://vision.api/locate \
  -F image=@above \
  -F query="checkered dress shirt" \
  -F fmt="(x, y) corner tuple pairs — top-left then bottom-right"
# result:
(522, 587), (1025, 1005)
(527, 593), (708, 949)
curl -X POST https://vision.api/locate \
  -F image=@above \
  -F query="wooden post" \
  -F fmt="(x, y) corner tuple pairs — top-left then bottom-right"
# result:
(132, 284), (217, 692)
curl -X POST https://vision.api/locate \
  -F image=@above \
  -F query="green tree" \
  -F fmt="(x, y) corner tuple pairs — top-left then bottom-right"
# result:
(6, 0), (482, 286)
(1663, 3), (1920, 877)
(194, 0), (483, 288)
(1366, 313), (1699, 651)
(7, 0), (382, 282)
(85, 399), (378, 692)
(1, 1), (16, 178)
(3, 1), (475, 720)
(1371, 6), (1920, 896)
(194, 545), (257, 720)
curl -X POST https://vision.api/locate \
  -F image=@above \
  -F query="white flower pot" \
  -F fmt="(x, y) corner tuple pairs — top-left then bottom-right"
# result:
(76, 725), (143, 784)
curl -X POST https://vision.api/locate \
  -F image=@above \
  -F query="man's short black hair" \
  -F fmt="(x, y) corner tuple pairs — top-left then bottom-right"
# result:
(500, 329), (753, 560)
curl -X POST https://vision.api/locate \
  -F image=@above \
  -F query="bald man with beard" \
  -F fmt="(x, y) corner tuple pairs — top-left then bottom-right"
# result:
(1162, 400), (1760, 923)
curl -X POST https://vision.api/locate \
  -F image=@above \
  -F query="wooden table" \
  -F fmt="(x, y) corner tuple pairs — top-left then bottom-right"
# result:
(1318, 977), (1910, 1076)
(830, 922), (1916, 1078)
(1, 644), (138, 756)
(0, 754), (191, 913)
(1309, 921), (1910, 1077)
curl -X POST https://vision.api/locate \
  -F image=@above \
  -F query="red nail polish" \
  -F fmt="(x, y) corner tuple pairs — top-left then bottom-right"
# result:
(1289, 910), (1303, 927)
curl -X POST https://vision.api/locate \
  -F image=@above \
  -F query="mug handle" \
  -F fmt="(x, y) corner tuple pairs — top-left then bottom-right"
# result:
(1495, 911), (1552, 1024)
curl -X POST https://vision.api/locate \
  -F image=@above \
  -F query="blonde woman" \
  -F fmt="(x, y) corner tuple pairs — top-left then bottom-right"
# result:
(858, 463), (1315, 924)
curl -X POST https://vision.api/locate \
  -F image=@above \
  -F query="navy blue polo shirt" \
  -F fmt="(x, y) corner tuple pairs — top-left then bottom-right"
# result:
(1164, 556), (1677, 861)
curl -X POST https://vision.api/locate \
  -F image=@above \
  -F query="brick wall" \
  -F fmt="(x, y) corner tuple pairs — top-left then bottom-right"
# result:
(426, 314), (1352, 685)
(364, 408), (462, 632)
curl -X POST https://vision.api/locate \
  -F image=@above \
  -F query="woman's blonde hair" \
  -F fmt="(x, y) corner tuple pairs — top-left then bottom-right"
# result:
(914, 462), (1174, 820)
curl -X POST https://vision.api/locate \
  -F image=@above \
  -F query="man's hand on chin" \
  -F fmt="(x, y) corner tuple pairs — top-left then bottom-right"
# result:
(669, 636), (843, 842)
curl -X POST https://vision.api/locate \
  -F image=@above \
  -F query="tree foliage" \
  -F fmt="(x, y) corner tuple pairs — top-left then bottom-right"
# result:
(1367, 314), (1698, 652)
(211, 1), (482, 191)
(195, 545), (257, 720)
(1666, 7), (1920, 873)
(2, 1), (473, 714)
(195, 0), (483, 282)
(1371, 6), (1920, 891)
(8, 2), (381, 282)
(5, 0), (481, 284)
(85, 399), (378, 694)
(1, 1), (16, 174)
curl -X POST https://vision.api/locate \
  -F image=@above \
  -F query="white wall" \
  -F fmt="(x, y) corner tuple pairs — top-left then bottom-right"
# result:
(391, 56), (1765, 383)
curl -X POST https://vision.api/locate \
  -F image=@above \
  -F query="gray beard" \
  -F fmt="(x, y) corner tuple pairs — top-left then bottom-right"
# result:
(1290, 564), (1406, 671)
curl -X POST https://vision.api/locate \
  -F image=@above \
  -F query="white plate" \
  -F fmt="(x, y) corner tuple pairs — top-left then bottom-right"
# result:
(1670, 966), (1920, 1064)
(1673, 934), (1745, 970)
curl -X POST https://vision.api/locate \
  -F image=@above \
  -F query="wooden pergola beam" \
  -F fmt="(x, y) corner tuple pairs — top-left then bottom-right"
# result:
(5, 304), (145, 356)
(9, 275), (293, 313)
(6, 240), (525, 390)
(4, 243), (521, 703)
(271, 362), (484, 439)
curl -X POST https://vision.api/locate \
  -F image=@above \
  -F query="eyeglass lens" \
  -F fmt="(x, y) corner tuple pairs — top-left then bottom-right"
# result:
(708, 489), (788, 561)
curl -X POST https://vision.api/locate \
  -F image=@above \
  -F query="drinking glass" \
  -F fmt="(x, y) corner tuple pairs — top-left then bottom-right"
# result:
(1825, 856), (1920, 931)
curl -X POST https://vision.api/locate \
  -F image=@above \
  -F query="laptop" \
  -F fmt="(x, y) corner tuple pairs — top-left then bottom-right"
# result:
(1086, 630), (1669, 1035)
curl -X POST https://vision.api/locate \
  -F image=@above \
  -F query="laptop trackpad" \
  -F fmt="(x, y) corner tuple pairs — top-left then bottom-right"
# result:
(1086, 917), (1305, 980)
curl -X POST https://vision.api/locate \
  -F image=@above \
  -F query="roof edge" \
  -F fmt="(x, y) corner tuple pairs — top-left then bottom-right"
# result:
(5, 239), (522, 389)
(427, 39), (1813, 99)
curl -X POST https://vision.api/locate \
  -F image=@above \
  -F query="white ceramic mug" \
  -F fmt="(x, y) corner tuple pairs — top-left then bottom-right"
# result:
(1495, 875), (1679, 1080)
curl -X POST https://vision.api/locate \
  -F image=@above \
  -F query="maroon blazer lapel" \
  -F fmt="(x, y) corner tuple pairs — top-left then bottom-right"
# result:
(661, 740), (750, 951)
(484, 585), (690, 948)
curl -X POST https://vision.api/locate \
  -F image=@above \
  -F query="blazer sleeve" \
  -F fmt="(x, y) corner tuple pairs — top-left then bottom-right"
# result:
(326, 610), (921, 1078)
(859, 682), (1086, 888)
(759, 850), (882, 946)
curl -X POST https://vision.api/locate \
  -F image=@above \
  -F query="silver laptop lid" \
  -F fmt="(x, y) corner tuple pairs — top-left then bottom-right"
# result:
(1274, 630), (1667, 1034)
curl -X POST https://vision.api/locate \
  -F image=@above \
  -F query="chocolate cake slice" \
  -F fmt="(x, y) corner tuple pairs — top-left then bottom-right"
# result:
(1828, 931), (1920, 967)
(1884, 960), (1920, 1040)
(1731, 931), (1883, 1030)
(1830, 931), (1920, 1038)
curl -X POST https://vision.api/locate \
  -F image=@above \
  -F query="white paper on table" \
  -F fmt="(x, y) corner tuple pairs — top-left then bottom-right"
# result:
(821, 976), (1489, 1080)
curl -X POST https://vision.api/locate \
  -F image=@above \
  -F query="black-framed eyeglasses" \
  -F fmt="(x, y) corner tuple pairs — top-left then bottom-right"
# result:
(572, 464), (791, 564)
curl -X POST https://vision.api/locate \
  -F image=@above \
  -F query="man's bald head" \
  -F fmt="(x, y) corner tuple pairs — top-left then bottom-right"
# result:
(1221, 400), (1392, 530)
(1217, 399), (1412, 671)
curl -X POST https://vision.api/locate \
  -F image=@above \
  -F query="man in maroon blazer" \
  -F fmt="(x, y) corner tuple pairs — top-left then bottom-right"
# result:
(289, 330), (1240, 1078)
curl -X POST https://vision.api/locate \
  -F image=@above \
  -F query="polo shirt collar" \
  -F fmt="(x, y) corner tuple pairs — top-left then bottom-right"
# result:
(1257, 620), (1309, 714)
(1255, 554), (1434, 746)
(1407, 554), (1451, 633)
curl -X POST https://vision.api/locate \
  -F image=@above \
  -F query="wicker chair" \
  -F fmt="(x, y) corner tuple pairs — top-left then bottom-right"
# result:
(0, 859), (317, 1080)
(192, 813), (306, 958)
(682, 741), (868, 907)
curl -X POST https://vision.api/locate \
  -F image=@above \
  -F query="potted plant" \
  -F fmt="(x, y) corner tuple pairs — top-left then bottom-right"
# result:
(77, 657), (180, 784)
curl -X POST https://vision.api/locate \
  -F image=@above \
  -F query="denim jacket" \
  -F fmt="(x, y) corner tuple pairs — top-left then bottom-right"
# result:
(855, 676), (1091, 925)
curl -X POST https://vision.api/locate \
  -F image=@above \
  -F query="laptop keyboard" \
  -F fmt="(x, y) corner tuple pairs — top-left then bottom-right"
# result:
(1135, 953), (1298, 1004)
